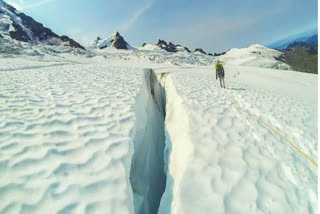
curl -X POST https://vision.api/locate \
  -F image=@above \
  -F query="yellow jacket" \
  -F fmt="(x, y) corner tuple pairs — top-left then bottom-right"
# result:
(215, 62), (222, 71)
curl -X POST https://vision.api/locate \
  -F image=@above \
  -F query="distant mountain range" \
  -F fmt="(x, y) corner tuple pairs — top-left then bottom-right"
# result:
(152, 40), (213, 55)
(0, 0), (317, 74)
(268, 32), (318, 50)
(88, 32), (215, 55)
(0, 0), (221, 56)
(267, 32), (318, 74)
(278, 40), (318, 74)
(0, 0), (216, 56)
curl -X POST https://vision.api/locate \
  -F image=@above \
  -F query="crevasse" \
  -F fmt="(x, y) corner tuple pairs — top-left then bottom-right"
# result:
(129, 69), (167, 214)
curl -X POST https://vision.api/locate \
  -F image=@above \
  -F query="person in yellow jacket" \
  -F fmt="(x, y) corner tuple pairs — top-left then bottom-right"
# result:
(215, 60), (225, 88)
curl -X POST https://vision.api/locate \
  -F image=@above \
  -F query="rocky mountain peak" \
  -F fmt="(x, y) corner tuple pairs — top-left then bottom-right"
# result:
(0, 0), (84, 49)
(91, 32), (132, 50)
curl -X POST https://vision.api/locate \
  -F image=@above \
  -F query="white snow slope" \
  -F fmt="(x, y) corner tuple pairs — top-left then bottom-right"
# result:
(0, 46), (318, 214)
(220, 44), (291, 70)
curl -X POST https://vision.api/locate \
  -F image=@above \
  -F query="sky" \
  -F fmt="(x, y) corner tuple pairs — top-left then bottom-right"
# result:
(6, 0), (318, 52)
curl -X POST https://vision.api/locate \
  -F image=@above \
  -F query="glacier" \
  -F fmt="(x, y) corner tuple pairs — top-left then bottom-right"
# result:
(0, 44), (318, 214)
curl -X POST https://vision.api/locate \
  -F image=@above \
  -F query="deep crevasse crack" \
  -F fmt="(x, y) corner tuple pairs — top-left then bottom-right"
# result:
(130, 69), (168, 214)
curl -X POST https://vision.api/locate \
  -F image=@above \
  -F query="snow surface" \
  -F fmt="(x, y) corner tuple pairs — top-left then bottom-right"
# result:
(0, 42), (317, 214)
(0, 60), (143, 213)
(138, 43), (161, 51)
(158, 65), (317, 214)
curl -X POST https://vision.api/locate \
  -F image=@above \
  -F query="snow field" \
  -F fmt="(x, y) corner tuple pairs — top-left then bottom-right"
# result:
(156, 67), (317, 214)
(0, 63), (145, 214)
(0, 46), (317, 214)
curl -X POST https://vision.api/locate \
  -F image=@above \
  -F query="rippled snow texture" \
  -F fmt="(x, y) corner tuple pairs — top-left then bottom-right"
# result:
(0, 63), (143, 214)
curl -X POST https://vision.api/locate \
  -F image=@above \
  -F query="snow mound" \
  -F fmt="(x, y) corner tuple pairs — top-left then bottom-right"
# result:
(138, 43), (161, 51)
(176, 45), (191, 53)
(220, 44), (290, 70)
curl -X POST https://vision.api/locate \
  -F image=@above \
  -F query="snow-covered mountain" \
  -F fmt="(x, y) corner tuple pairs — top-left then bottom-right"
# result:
(0, 0), (84, 49)
(151, 39), (214, 56)
(89, 32), (133, 50)
(155, 40), (191, 53)
(0, 1), (290, 70)
(219, 44), (291, 70)
(154, 40), (212, 56)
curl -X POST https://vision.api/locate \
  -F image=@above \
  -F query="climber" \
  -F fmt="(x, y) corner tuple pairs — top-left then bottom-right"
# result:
(215, 60), (225, 88)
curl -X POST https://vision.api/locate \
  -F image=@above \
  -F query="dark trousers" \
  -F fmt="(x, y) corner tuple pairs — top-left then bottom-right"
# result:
(219, 75), (225, 88)
(216, 69), (225, 88)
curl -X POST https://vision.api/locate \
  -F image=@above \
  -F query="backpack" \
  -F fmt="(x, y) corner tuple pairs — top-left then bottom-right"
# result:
(215, 62), (222, 71)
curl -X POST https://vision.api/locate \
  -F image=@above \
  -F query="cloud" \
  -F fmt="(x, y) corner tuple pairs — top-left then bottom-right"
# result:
(119, 1), (153, 33)
(6, 0), (58, 10)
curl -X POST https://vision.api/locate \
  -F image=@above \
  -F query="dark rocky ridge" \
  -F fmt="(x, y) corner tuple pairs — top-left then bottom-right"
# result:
(306, 34), (318, 45)
(214, 51), (227, 56)
(156, 40), (191, 53)
(0, 1), (84, 49)
(194, 48), (207, 55)
(60, 36), (85, 50)
(156, 39), (214, 56)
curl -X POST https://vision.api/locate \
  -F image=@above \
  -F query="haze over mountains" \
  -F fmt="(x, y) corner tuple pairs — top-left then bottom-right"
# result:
(0, 0), (318, 74)
(268, 29), (318, 50)
(268, 33), (318, 74)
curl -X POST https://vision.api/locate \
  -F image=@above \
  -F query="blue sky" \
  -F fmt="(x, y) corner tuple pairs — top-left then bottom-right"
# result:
(6, 0), (318, 52)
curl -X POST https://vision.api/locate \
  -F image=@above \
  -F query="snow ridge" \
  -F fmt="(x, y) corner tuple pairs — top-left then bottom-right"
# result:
(157, 73), (194, 214)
